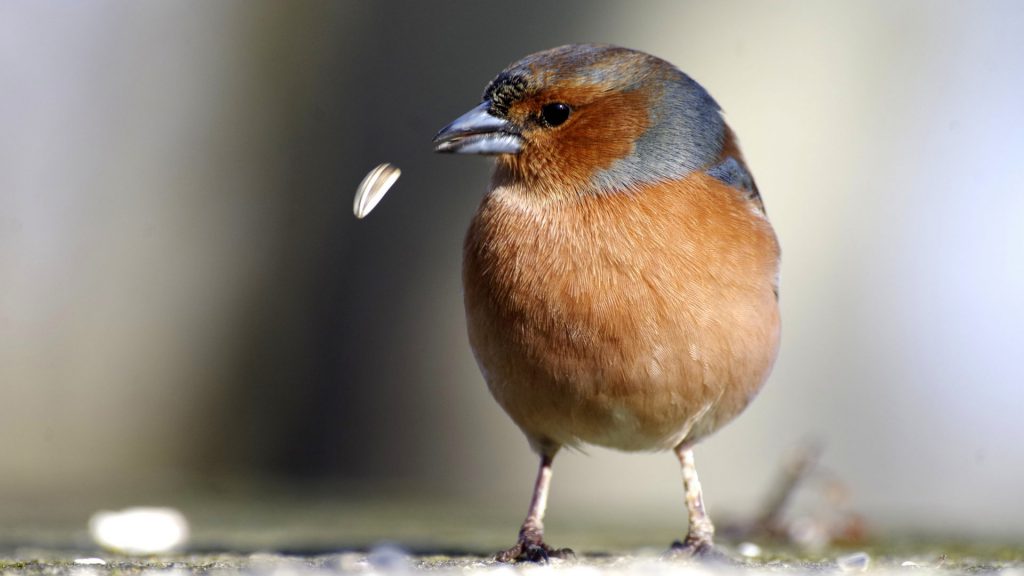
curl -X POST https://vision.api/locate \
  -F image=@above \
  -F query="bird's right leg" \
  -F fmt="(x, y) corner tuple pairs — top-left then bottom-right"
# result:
(666, 444), (718, 558)
(496, 451), (574, 563)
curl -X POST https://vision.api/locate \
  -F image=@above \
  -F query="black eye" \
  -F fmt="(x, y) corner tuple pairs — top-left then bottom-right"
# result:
(540, 102), (571, 127)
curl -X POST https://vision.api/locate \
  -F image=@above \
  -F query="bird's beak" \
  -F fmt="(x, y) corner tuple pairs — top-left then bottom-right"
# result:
(433, 102), (522, 155)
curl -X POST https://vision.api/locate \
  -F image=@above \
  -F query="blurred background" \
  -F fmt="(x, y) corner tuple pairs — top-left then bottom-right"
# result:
(2, 0), (1023, 547)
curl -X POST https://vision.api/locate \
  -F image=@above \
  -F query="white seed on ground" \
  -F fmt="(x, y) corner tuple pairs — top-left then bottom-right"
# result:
(353, 163), (401, 219)
(73, 558), (106, 565)
(88, 507), (189, 555)
(738, 542), (763, 558)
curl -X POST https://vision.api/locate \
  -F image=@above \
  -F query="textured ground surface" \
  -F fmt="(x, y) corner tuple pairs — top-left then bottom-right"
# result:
(1, 494), (1020, 575)
(1, 546), (1023, 576)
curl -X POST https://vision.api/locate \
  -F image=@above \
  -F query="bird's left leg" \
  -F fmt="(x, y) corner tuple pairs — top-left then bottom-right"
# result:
(669, 444), (716, 556)
(495, 451), (574, 563)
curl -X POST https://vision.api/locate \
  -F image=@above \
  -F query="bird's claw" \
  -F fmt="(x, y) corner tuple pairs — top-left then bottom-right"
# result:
(663, 536), (726, 562)
(495, 539), (575, 564)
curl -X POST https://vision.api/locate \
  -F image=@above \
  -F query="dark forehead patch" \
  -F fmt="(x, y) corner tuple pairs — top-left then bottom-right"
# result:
(483, 72), (530, 117)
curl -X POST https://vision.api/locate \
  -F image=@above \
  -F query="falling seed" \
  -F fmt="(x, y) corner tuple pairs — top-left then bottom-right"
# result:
(353, 163), (401, 219)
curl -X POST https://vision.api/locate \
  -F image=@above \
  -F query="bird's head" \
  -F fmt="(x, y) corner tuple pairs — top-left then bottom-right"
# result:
(434, 44), (726, 196)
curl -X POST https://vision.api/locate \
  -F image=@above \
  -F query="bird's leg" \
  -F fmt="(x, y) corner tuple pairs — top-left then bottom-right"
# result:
(669, 445), (716, 556)
(495, 452), (574, 563)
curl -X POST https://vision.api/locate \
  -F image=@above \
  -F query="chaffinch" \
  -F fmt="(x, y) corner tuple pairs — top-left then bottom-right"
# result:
(434, 44), (780, 562)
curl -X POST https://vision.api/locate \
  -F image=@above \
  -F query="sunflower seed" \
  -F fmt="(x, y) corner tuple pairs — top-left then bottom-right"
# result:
(353, 163), (401, 218)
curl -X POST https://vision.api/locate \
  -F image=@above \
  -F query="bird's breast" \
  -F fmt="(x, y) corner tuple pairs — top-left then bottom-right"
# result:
(463, 172), (780, 452)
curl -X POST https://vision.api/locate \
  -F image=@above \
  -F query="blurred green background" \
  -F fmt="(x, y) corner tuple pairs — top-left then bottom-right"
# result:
(1, 0), (1022, 545)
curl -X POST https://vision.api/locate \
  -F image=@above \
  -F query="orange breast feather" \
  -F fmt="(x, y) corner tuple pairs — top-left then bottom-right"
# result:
(463, 173), (780, 451)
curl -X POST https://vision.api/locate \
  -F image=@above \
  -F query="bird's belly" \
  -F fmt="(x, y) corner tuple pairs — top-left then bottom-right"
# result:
(464, 263), (779, 453)
(463, 178), (781, 453)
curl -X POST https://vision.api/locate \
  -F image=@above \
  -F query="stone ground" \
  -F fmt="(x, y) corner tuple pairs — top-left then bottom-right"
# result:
(1, 545), (1023, 576)
(1, 494), (1020, 575)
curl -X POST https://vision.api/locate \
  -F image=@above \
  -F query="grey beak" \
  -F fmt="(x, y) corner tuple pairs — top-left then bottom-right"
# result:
(433, 102), (523, 155)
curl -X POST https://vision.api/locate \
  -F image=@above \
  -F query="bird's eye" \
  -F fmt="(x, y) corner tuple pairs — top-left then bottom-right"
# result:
(540, 102), (571, 127)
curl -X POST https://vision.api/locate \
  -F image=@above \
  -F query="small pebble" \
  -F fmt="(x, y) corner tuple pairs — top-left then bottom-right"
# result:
(367, 542), (411, 571)
(738, 542), (762, 558)
(354, 163), (401, 218)
(837, 551), (871, 572)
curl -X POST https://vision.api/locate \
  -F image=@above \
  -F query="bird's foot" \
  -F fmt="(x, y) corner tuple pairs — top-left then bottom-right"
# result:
(495, 537), (575, 564)
(664, 535), (731, 563)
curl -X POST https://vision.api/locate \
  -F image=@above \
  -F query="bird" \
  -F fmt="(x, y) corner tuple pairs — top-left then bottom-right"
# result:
(432, 44), (780, 562)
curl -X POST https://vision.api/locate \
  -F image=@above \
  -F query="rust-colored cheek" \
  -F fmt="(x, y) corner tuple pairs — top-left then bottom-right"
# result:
(508, 87), (652, 192)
